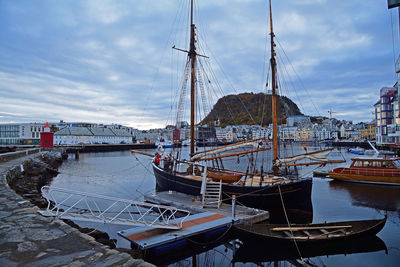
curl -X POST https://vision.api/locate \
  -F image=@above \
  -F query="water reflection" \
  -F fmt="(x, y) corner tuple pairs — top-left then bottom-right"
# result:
(232, 236), (387, 265)
(142, 234), (235, 266)
(49, 150), (400, 266)
(329, 181), (400, 213)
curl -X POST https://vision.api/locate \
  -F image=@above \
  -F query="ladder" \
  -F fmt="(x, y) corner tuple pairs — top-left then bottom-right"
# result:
(202, 179), (222, 209)
(39, 186), (191, 229)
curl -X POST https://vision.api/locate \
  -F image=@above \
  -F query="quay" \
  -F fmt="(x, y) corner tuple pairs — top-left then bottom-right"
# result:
(0, 150), (155, 267)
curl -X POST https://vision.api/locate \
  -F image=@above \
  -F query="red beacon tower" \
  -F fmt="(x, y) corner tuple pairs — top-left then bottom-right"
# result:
(40, 123), (54, 148)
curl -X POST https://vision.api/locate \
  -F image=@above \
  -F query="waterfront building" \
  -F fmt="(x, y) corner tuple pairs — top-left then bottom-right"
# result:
(251, 126), (270, 140)
(134, 131), (160, 143)
(375, 86), (400, 144)
(360, 123), (376, 140)
(215, 127), (227, 142)
(279, 125), (297, 141)
(312, 124), (330, 140)
(339, 123), (354, 139)
(54, 127), (132, 145)
(295, 125), (313, 141)
(287, 115), (311, 127)
(197, 126), (216, 145)
(0, 122), (47, 145)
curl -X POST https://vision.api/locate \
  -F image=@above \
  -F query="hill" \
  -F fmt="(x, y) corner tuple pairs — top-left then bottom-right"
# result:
(201, 92), (302, 127)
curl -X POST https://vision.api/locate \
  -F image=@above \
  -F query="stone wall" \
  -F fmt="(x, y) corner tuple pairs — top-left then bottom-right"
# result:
(0, 148), (40, 163)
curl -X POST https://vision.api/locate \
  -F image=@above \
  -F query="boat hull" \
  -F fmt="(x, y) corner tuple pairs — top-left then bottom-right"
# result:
(234, 217), (386, 244)
(328, 171), (400, 186)
(153, 163), (313, 214)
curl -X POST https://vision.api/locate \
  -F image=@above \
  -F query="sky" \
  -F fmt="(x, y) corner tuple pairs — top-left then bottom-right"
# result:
(0, 0), (398, 129)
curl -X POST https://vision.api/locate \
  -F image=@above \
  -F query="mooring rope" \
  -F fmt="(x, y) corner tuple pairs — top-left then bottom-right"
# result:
(278, 184), (305, 265)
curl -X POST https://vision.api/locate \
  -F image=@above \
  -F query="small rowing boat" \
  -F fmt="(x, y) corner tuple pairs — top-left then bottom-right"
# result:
(207, 169), (243, 183)
(235, 216), (386, 243)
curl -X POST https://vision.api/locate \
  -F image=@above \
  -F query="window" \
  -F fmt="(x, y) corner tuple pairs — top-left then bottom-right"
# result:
(382, 161), (391, 168)
(353, 161), (362, 167)
(363, 161), (371, 167)
(372, 161), (381, 168)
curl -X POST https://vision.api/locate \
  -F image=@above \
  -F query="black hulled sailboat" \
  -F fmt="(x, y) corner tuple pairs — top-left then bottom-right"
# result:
(149, 0), (334, 218)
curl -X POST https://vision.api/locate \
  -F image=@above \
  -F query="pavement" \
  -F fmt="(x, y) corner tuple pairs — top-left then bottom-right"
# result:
(0, 152), (155, 267)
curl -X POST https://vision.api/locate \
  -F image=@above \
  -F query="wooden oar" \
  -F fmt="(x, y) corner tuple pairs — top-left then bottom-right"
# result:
(271, 225), (352, 231)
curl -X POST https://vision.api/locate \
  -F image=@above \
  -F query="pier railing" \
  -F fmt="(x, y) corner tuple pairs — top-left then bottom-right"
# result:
(39, 186), (191, 229)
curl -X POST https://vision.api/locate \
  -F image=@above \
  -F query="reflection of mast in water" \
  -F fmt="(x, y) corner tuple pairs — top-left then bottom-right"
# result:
(329, 181), (400, 213)
(232, 235), (387, 264)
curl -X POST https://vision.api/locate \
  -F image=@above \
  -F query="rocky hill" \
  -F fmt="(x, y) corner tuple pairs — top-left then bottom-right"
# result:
(201, 92), (302, 127)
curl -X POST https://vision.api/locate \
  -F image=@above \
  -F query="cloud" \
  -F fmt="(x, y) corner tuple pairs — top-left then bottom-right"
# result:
(0, 0), (395, 128)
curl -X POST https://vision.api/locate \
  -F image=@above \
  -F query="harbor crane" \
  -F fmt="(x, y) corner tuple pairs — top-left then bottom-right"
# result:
(328, 109), (337, 119)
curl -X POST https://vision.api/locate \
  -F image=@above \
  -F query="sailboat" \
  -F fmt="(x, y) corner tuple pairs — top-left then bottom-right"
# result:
(147, 0), (339, 215)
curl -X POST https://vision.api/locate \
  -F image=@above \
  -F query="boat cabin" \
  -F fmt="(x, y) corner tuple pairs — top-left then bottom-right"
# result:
(350, 158), (400, 169)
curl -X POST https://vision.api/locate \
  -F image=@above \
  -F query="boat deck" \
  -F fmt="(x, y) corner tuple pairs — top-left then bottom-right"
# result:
(144, 191), (269, 225)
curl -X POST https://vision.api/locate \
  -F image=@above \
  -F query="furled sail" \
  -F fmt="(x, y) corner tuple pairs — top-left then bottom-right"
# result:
(275, 148), (345, 167)
(190, 138), (269, 162)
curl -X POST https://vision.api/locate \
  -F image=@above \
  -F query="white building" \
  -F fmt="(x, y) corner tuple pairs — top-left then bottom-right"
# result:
(252, 126), (270, 140)
(54, 127), (132, 145)
(0, 122), (46, 145)
(279, 126), (297, 140)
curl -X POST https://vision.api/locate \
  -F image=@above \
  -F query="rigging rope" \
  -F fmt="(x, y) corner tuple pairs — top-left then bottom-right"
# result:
(276, 37), (321, 116)
(278, 184), (305, 265)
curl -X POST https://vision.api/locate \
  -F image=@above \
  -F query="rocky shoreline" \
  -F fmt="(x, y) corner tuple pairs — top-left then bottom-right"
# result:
(0, 150), (155, 266)
(6, 151), (66, 208)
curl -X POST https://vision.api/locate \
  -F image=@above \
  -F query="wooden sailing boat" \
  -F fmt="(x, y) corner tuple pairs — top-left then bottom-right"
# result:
(235, 216), (387, 243)
(148, 0), (338, 215)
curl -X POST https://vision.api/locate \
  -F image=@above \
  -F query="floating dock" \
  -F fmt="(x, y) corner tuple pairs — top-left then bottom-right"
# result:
(118, 211), (232, 251)
(144, 191), (269, 225)
(118, 191), (269, 253)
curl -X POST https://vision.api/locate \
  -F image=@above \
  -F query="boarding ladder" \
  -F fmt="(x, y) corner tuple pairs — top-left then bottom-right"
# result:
(39, 186), (190, 229)
(202, 180), (222, 209)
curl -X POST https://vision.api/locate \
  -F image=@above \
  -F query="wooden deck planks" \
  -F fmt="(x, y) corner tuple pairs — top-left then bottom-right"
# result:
(125, 213), (226, 242)
(119, 212), (232, 249)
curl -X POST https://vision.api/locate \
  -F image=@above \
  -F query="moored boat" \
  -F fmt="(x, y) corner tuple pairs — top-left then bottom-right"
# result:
(206, 169), (243, 183)
(155, 137), (173, 148)
(153, 160), (313, 212)
(143, 0), (341, 216)
(328, 157), (400, 185)
(234, 216), (387, 243)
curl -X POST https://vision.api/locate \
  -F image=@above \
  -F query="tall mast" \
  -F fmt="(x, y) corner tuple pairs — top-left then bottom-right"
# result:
(189, 0), (196, 156)
(269, 0), (279, 175)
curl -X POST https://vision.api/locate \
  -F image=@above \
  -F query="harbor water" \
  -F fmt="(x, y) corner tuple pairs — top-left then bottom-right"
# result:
(50, 145), (400, 266)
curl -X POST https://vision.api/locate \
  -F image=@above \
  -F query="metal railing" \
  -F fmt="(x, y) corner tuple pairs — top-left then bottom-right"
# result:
(40, 186), (191, 229)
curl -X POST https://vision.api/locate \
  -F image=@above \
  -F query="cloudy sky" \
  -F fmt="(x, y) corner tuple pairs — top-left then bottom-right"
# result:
(0, 0), (398, 129)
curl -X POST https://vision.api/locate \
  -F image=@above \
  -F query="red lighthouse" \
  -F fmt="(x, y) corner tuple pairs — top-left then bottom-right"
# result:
(40, 123), (54, 148)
